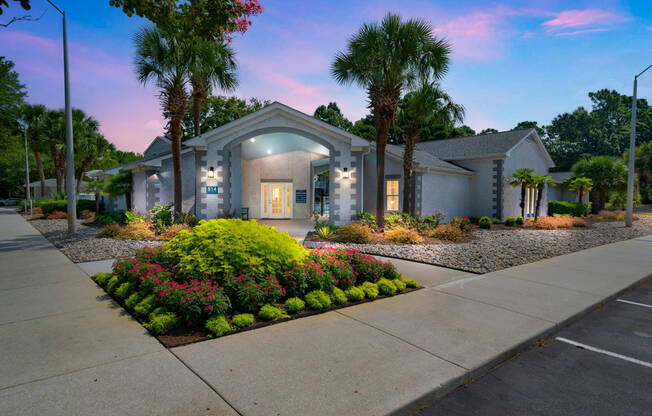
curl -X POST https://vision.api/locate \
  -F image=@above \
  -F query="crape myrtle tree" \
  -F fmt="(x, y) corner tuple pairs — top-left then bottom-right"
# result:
(331, 12), (450, 228)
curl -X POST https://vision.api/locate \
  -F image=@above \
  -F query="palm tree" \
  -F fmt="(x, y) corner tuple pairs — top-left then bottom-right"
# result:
(21, 104), (47, 197)
(134, 26), (192, 215)
(398, 80), (464, 215)
(509, 168), (534, 218)
(331, 12), (450, 228)
(567, 176), (593, 203)
(531, 174), (554, 221)
(87, 180), (104, 214)
(189, 40), (238, 137)
(42, 109), (67, 192)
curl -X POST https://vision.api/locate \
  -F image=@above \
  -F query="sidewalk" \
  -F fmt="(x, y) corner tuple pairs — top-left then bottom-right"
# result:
(2, 207), (651, 415)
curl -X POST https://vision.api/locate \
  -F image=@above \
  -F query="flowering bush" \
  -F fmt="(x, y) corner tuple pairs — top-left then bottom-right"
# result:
(280, 261), (331, 297)
(112, 258), (170, 291)
(451, 217), (471, 232)
(134, 246), (175, 268)
(156, 279), (230, 325)
(343, 250), (384, 283)
(223, 274), (285, 312)
(306, 248), (356, 289)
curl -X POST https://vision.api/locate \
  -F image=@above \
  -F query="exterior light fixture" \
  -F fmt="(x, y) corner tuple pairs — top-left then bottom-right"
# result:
(267, 149), (272, 155)
(250, 138), (256, 143)
(342, 167), (349, 179)
(208, 166), (215, 178)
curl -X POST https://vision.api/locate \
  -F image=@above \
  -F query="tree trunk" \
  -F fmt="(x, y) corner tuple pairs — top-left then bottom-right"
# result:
(170, 116), (183, 216)
(76, 157), (94, 193)
(125, 191), (132, 211)
(577, 186), (583, 203)
(51, 145), (65, 193)
(535, 187), (543, 221)
(95, 193), (100, 214)
(34, 150), (46, 197)
(192, 91), (204, 138)
(520, 184), (526, 218)
(402, 126), (418, 216)
(375, 117), (391, 229)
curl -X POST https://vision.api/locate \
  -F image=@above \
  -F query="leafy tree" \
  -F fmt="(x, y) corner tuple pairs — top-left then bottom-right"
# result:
(21, 104), (48, 195)
(313, 102), (353, 131)
(188, 40), (238, 137)
(624, 141), (652, 203)
(508, 168), (534, 218)
(397, 81), (464, 214)
(530, 174), (553, 221)
(572, 156), (627, 213)
(104, 171), (133, 211)
(0, 56), (25, 137)
(0, 0), (30, 15)
(479, 128), (499, 135)
(332, 13), (450, 227)
(566, 176), (593, 203)
(513, 121), (545, 136)
(134, 26), (192, 215)
(109, 0), (263, 41)
(42, 109), (67, 192)
(449, 125), (476, 137)
(350, 114), (376, 142)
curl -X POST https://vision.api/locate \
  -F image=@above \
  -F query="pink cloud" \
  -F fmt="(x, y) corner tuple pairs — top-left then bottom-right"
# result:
(554, 28), (611, 37)
(542, 9), (626, 29)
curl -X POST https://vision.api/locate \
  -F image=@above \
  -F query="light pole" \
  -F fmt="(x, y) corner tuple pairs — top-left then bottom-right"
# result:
(23, 125), (32, 217)
(46, 0), (76, 233)
(626, 64), (651, 227)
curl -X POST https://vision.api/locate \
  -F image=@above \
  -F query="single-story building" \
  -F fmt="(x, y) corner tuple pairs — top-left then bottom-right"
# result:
(548, 171), (590, 203)
(95, 102), (555, 224)
(29, 178), (90, 199)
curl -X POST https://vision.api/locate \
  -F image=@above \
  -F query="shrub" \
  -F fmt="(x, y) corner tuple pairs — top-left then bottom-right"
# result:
(164, 219), (307, 280)
(360, 282), (379, 299)
(504, 217), (516, 226)
(478, 216), (492, 229)
(175, 211), (199, 227)
(117, 222), (156, 240)
(134, 246), (175, 267)
(428, 224), (465, 242)
(285, 297), (305, 314)
(115, 282), (134, 299)
(95, 213), (118, 226)
(450, 217), (471, 232)
(377, 278), (397, 296)
(156, 280), (230, 325)
(280, 261), (330, 298)
(206, 315), (231, 337)
(144, 312), (179, 335)
(343, 250), (385, 283)
(158, 223), (192, 240)
(150, 203), (174, 233)
(38, 199), (103, 215)
(79, 209), (95, 220)
(331, 223), (372, 243)
(106, 276), (120, 294)
(306, 249), (356, 289)
(133, 295), (157, 318)
(533, 215), (574, 230)
(515, 216), (525, 225)
(345, 286), (365, 301)
(548, 200), (591, 217)
(148, 306), (167, 320)
(617, 213), (625, 220)
(385, 226), (423, 244)
(232, 313), (254, 329)
(491, 218), (502, 224)
(112, 258), (169, 291)
(125, 292), (143, 310)
(384, 211), (416, 229)
(356, 211), (377, 230)
(392, 278), (406, 292)
(597, 210), (618, 220)
(258, 304), (287, 321)
(572, 217), (587, 227)
(330, 287), (347, 305)
(404, 278), (420, 288)
(47, 210), (67, 219)
(305, 290), (332, 310)
(422, 211), (446, 230)
(316, 225), (333, 240)
(92, 272), (112, 287)
(223, 274), (285, 312)
(96, 223), (122, 238)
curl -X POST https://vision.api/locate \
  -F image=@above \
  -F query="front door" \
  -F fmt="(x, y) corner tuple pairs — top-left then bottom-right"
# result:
(261, 182), (292, 219)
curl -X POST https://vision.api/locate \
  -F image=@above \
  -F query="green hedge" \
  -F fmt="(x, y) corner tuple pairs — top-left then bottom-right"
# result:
(38, 199), (103, 216)
(548, 200), (591, 217)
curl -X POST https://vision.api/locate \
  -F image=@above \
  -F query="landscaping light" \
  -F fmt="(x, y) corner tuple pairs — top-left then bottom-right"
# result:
(342, 167), (349, 179)
(208, 167), (215, 178)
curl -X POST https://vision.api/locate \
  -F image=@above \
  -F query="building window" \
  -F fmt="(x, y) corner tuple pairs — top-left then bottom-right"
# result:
(525, 186), (536, 216)
(386, 179), (400, 211)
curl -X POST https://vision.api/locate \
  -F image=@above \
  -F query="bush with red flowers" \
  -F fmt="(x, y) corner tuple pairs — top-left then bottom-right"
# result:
(223, 273), (285, 312)
(306, 248), (356, 289)
(155, 279), (230, 325)
(112, 257), (170, 291)
(280, 260), (333, 297)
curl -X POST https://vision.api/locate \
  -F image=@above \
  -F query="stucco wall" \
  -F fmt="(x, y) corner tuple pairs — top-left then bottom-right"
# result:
(502, 137), (551, 219)
(454, 158), (496, 218)
(132, 170), (147, 213)
(157, 150), (196, 213)
(420, 171), (473, 219)
(363, 151), (404, 215)
(240, 150), (325, 219)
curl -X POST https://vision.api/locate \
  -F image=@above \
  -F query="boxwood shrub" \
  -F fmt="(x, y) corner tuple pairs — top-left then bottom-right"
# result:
(377, 278), (397, 296)
(504, 217), (516, 226)
(232, 313), (254, 329)
(392, 278), (406, 292)
(404, 278), (420, 288)
(305, 290), (331, 310)
(206, 315), (231, 337)
(330, 287), (347, 305)
(92, 272), (112, 287)
(39, 199), (103, 216)
(548, 200), (591, 217)
(345, 286), (365, 301)
(478, 216), (492, 229)
(360, 282), (379, 299)
(258, 304), (287, 321)
(145, 312), (179, 334)
(285, 297), (305, 314)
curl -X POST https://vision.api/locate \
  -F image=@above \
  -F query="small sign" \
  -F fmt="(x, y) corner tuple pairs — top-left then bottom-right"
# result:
(295, 189), (307, 204)
(206, 186), (218, 195)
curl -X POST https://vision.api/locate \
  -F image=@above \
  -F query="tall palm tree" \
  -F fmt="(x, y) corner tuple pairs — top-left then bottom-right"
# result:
(22, 104), (47, 197)
(398, 80), (464, 215)
(332, 12), (450, 227)
(134, 26), (192, 215)
(189, 40), (238, 137)
(531, 174), (553, 221)
(43, 109), (67, 192)
(70, 109), (104, 193)
(567, 176), (593, 203)
(509, 168), (534, 218)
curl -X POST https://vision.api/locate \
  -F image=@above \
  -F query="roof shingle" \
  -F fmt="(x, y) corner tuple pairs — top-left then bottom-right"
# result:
(416, 128), (533, 160)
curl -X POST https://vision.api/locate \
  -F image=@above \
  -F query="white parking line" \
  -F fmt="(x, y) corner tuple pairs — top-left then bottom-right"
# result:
(616, 299), (652, 309)
(556, 337), (652, 369)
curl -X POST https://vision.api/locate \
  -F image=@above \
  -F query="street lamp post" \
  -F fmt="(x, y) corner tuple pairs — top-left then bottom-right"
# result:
(46, 0), (76, 233)
(23, 126), (32, 217)
(626, 64), (652, 227)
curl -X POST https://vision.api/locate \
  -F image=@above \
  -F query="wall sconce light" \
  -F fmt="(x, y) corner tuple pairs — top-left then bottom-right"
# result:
(208, 166), (215, 178)
(342, 167), (349, 179)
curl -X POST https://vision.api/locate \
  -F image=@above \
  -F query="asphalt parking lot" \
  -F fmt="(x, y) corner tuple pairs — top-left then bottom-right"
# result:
(417, 281), (652, 416)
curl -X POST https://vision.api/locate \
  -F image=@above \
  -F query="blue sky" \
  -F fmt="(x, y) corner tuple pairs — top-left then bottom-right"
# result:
(1, 0), (651, 152)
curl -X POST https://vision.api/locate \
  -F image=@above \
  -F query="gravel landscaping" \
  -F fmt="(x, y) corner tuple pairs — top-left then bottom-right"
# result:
(304, 216), (652, 274)
(28, 219), (163, 263)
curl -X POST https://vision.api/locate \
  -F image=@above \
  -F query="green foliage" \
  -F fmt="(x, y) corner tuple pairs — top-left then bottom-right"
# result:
(385, 226), (423, 244)
(125, 292), (144, 310)
(206, 315), (232, 337)
(314, 102), (353, 131)
(231, 313), (254, 329)
(504, 217), (516, 226)
(392, 278), (406, 292)
(330, 287), (347, 305)
(148, 307), (167, 320)
(384, 211), (417, 229)
(548, 200), (591, 217)
(164, 219), (307, 279)
(106, 276), (120, 294)
(134, 295), (157, 318)
(331, 223), (372, 243)
(478, 216), (492, 229)
(345, 286), (365, 301)
(284, 297), (305, 314)
(37, 199), (104, 216)
(223, 274), (284, 312)
(144, 312), (179, 335)
(377, 278), (397, 296)
(427, 223), (465, 241)
(150, 203), (174, 233)
(258, 304), (288, 321)
(356, 211), (377, 230)
(572, 156), (627, 212)
(491, 218), (502, 224)
(115, 282), (134, 299)
(305, 290), (332, 310)
(360, 282), (379, 299)
(316, 225), (333, 239)
(404, 278), (420, 288)
(515, 216), (525, 225)
(92, 272), (113, 287)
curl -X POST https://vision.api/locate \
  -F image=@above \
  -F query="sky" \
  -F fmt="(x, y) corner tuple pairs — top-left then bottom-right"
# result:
(1, 0), (651, 153)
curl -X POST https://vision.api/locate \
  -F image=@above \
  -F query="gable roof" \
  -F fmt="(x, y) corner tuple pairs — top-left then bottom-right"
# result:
(382, 143), (473, 175)
(143, 136), (172, 157)
(416, 129), (533, 160)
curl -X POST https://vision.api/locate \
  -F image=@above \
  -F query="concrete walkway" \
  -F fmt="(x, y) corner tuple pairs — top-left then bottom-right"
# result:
(2, 207), (651, 415)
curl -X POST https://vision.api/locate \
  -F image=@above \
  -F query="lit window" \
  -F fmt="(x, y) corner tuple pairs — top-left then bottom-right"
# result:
(286, 185), (291, 214)
(386, 179), (400, 211)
